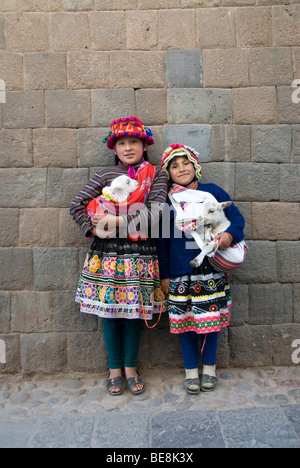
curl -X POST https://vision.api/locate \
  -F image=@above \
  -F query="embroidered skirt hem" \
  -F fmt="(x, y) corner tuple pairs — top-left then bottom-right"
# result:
(76, 237), (166, 320)
(168, 262), (232, 335)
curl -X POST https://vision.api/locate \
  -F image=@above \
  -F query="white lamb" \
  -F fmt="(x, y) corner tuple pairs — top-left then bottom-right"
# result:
(102, 175), (139, 203)
(189, 198), (232, 268)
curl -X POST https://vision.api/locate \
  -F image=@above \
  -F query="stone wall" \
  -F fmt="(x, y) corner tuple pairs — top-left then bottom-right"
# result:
(0, 0), (299, 375)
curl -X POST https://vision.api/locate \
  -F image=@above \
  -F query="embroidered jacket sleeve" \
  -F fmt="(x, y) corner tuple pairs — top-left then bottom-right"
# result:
(212, 185), (245, 244)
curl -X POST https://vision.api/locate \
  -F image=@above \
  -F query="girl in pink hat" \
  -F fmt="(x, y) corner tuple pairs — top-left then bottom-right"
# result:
(70, 116), (167, 396)
(157, 144), (245, 394)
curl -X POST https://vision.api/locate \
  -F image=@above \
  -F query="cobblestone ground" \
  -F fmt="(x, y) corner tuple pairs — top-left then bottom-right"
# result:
(0, 366), (300, 448)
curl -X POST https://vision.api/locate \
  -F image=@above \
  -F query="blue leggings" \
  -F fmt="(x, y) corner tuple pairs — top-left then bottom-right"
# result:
(179, 332), (219, 369)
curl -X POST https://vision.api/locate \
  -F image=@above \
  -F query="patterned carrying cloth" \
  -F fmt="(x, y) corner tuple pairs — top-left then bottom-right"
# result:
(86, 161), (156, 241)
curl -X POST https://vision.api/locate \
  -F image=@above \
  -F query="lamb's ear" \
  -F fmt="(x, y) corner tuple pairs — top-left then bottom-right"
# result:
(220, 201), (232, 209)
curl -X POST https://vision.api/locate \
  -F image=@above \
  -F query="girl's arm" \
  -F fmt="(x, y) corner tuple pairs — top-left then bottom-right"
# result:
(69, 171), (105, 237)
(214, 185), (245, 245)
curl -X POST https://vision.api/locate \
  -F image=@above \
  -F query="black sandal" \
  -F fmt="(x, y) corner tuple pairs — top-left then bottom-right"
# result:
(127, 375), (146, 395)
(106, 376), (124, 396)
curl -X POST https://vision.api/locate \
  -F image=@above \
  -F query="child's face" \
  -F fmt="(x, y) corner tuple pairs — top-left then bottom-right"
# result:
(168, 156), (196, 186)
(114, 137), (147, 166)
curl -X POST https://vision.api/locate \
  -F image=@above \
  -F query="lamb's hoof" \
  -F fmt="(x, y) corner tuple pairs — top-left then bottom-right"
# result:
(190, 260), (198, 268)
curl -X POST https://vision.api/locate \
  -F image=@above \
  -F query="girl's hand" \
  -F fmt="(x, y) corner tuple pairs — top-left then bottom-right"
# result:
(215, 232), (233, 251)
(91, 213), (107, 226)
(161, 278), (171, 295)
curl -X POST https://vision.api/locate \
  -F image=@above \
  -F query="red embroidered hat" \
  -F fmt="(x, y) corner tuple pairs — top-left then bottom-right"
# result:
(102, 115), (155, 149)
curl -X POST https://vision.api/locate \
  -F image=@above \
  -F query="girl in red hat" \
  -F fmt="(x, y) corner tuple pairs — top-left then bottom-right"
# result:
(70, 116), (167, 396)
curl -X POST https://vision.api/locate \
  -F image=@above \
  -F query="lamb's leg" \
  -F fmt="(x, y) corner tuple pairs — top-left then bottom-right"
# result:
(190, 244), (213, 268)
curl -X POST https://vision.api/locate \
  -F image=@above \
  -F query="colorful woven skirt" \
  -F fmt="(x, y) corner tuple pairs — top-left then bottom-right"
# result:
(76, 237), (165, 320)
(168, 258), (232, 335)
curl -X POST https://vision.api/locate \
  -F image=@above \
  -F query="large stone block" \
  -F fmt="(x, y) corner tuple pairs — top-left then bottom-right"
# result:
(272, 324), (300, 366)
(0, 168), (47, 207)
(230, 284), (248, 326)
(232, 87), (277, 125)
(163, 124), (211, 162)
(67, 51), (110, 89)
(0, 15), (6, 49)
(272, 4), (300, 47)
(50, 12), (90, 51)
(251, 125), (292, 163)
(278, 86), (300, 124)
(45, 90), (91, 128)
(126, 10), (158, 51)
(0, 292), (11, 333)
(277, 241), (300, 283)
(19, 208), (60, 247)
(235, 163), (279, 202)
(168, 89), (231, 124)
(77, 128), (112, 167)
(0, 52), (23, 90)
(252, 202), (300, 241)
(229, 325), (272, 367)
(249, 284), (293, 325)
(236, 6), (272, 47)
(33, 128), (77, 168)
(211, 125), (251, 162)
(24, 53), (67, 90)
(0, 334), (20, 374)
(5, 12), (49, 52)
(249, 47), (293, 87)
(201, 162), (235, 198)
(46, 168), (89, 207)
(231, 241), (277, 284)
(53, 291), (98, 332)
(33, 248), (79, 291)
(3, 91), (45, 128)
(90, 11), (126, 50)
(20, 333), (67, 374)
(197, 8), (236, 49)
(158, 9), (196, 50)
(11, 291), (53, 332)
(0, 248), (33, 290)
(135, 89), (167, 125)
(0, 208), (19, 247)
(293, 125), (300, 164)
(279, 164), (300, 202)
(0, 129), (33, 167)
(68, 332), (107, 372)
(91, 89), (135, 127)
(166, 50), (203, 88)
(110, 51), (165, 88)
(203, 48), (248, 88)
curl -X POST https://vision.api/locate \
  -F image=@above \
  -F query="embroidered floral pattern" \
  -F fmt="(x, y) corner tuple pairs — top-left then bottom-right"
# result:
(89, 255), (101, 273)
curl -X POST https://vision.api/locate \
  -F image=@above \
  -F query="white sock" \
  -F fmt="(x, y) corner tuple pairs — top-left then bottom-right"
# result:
(185, 368), (199, 380)
(202, 365), (216, 377)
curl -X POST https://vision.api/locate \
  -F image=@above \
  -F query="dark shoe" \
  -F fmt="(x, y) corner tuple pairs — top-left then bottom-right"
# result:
(127, 375), (145, 395)
(184, 378), (201, 395)
(200, 374), (218, 392)
(106, 376), (124, 396)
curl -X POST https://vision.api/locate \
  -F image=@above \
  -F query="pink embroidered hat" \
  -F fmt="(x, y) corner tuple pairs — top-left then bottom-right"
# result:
(161, 144), (202, 180)
(102, 115), (155, 149)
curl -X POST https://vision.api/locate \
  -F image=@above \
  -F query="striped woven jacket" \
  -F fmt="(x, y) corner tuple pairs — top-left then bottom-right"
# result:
(69, 160), (168, 238)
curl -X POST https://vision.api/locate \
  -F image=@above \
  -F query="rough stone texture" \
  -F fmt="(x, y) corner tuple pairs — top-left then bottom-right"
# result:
(0, 1), (299, 375)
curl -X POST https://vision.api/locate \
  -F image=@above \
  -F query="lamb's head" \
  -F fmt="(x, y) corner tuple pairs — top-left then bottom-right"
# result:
(201, 200), (232, 227)
(110, 175), (139, 198)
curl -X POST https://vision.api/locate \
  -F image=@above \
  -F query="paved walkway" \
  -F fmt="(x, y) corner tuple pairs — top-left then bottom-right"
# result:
(0, 366), (300, 448)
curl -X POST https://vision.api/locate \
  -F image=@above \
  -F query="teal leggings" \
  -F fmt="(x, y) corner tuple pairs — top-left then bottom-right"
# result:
(103, 318), (142, 369)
